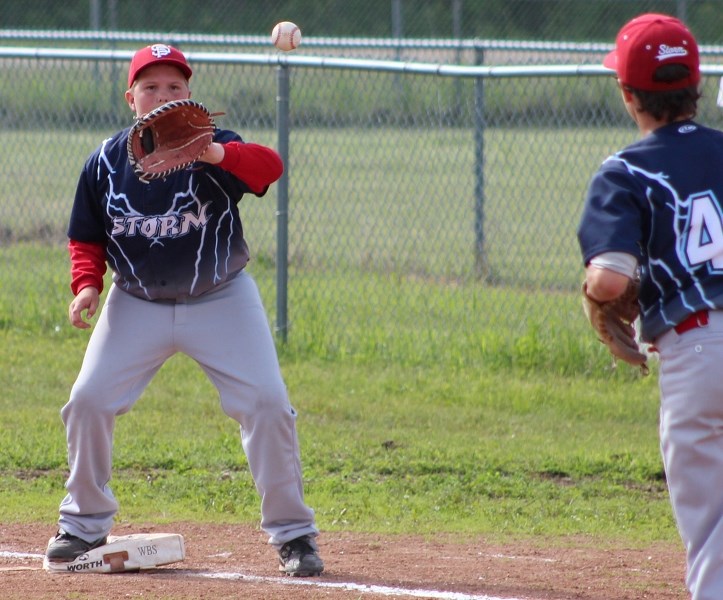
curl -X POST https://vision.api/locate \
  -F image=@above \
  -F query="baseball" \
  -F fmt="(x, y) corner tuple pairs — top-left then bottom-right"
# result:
(272, 21), (301, 52)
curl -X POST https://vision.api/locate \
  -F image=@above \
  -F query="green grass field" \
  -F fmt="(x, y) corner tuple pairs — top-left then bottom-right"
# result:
(0, 249), (674, 545)
(1, 326), (670, 541)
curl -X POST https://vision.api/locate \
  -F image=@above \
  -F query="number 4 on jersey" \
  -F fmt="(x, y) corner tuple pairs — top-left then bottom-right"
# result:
(685, 192), (723, 270)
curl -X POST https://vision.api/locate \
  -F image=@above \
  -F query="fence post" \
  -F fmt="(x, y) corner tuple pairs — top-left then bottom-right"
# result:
(452, 0), (463, 122)
(275, 64), (290, 342)
(89, 0), (101, 28)
(677, 0), (688, 22)
(473, 47), (489, 281)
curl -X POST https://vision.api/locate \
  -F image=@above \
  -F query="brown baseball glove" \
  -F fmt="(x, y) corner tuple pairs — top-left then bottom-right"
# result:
(127, 99), (220, 183)
(582, 278), (649, 375)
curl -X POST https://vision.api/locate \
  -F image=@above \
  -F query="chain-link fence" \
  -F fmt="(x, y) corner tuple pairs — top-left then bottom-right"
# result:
(3, 29), (723, 364)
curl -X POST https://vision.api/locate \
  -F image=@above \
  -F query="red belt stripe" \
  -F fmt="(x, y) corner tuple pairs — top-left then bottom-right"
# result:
(674, 310), (709, 335)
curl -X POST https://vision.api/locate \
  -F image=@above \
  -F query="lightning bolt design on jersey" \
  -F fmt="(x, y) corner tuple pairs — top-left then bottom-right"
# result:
(578, 121), (723, 341)
(612, 156), (717, 329)
(69, 127), (252, 301)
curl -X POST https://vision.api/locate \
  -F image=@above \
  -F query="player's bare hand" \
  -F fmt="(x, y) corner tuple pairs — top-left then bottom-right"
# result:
(69, 286), (100, 329)
(198, 142), (224, 164)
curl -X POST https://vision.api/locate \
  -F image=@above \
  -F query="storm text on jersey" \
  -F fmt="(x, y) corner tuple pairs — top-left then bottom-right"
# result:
(110, 202), (211, 239)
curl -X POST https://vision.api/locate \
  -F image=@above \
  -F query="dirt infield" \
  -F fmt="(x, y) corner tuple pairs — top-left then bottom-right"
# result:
(0, 522), (688, 599)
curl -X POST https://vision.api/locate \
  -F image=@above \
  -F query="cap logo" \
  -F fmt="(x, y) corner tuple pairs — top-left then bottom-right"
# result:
(150, 44), (172, 59)
(655, 44), (688, 62)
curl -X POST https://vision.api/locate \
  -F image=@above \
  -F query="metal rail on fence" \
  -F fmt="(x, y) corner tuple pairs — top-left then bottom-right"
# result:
(4, 45), (723, 76)
(4, 28), (723, 59)
(0, 29), (614, 53)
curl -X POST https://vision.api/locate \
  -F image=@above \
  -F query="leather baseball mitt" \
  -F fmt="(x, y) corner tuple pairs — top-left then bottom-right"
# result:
(582, 278), (649, 375)
(127, 99), (220, 182)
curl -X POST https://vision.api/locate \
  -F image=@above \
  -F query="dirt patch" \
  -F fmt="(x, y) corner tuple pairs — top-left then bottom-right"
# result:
(0, 522), (688, 599)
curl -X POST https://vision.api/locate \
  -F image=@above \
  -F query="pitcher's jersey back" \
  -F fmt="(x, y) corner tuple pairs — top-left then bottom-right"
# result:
(578, 120), (723, 341)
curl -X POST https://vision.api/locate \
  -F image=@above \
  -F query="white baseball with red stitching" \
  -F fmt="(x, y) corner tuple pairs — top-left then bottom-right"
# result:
(272, 21), (301, 52)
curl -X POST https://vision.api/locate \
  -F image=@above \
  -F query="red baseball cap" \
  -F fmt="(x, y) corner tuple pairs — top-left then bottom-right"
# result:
(127, 44), (193, 88)
(603, 13), (700, 92)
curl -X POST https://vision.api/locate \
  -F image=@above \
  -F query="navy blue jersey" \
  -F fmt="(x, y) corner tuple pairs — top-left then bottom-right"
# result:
(578, 120), (723, 341)
(68, 127), (257, 301)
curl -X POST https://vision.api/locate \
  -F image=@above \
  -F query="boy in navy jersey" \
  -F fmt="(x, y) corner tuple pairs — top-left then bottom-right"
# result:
(578, 14), (723, 599)
(45, 43), (324, 577)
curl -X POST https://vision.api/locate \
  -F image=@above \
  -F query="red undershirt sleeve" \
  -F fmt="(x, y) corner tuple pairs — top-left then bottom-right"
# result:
(216, 142), (284, 194)
(68, 239), (107, 296)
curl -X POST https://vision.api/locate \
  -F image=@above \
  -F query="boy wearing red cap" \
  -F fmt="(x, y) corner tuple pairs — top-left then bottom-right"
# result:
(578, 14), (723, 599)
(44, 43), (324, 577)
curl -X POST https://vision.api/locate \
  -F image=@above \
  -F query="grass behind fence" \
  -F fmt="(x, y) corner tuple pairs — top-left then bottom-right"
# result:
(0, 124), (645, 374)
(2, 126), (629, 288)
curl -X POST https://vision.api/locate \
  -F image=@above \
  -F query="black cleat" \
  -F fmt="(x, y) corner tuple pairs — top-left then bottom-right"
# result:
(45, 529), (108, 563)
(278, 535), (324, 577)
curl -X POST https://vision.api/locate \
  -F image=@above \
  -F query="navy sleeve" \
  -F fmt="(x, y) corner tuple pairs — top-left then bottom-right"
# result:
(67, 153), (108, 243)
(577, 160), (647, 266)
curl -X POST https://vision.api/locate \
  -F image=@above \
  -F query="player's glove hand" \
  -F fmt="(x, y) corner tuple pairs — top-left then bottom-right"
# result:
(127, 99), (221, 183)
(582, 278), (649, 375)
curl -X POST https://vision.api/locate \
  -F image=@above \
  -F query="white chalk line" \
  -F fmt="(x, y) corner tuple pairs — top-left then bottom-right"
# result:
(488, 553), (556, 563)
(0, 549), (534, 600)
(0, 550), (43, 560)
(0, 551), (45, 572)
(194, 570), (527, 600)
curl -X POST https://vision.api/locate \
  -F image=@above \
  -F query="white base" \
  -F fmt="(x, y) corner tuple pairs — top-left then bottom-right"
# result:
(43, 533), (185, 574)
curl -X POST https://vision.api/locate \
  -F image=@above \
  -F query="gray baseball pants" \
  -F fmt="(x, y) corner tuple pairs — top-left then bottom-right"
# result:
(57, 272), (318, 548)
(656, 311), (723, 600)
